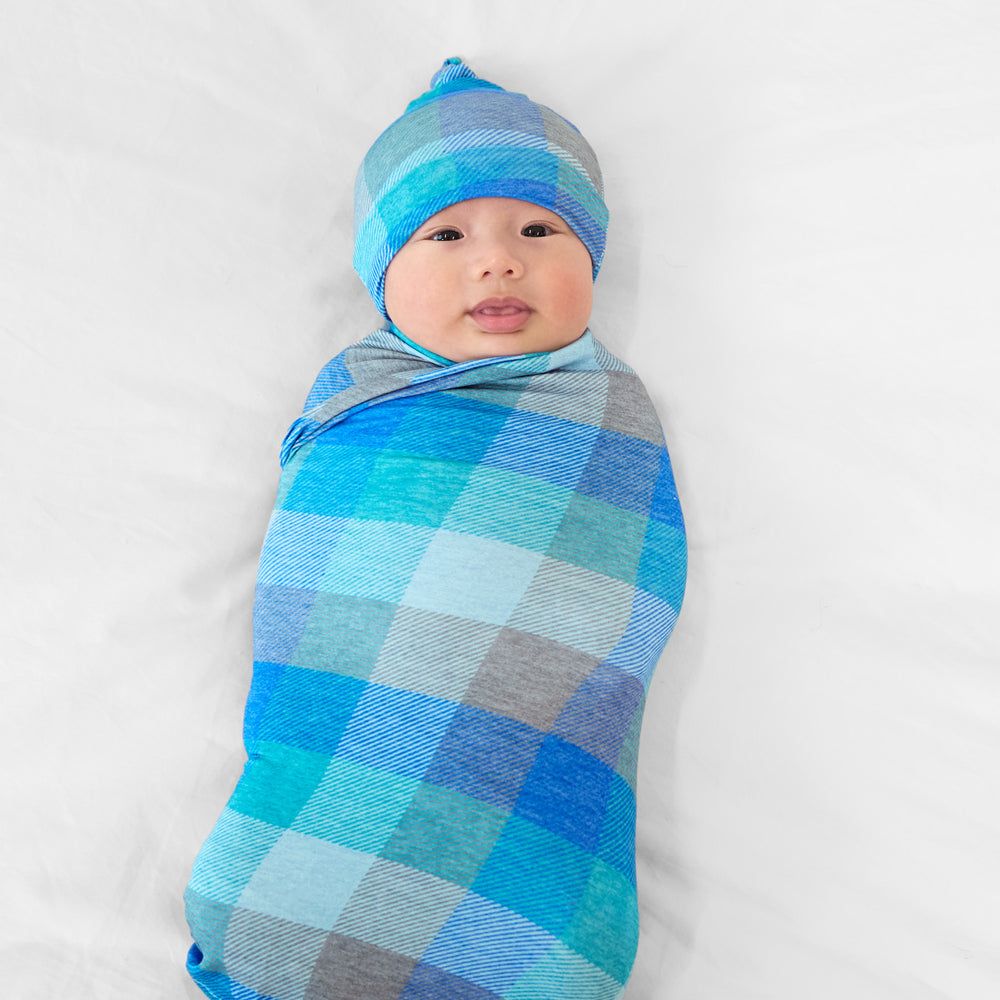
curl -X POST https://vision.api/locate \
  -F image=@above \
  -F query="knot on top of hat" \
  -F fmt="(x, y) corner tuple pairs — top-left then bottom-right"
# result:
(430, 57), (477, 88)
(405, 58), (501, 113)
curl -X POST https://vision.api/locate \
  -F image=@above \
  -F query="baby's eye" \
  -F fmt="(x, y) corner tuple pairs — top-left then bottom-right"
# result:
(521, 223), (551, 238)
(430, 228), (462, 241)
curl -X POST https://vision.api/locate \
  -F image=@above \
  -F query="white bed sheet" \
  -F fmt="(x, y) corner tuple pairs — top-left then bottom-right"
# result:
(3, 2), (999, 997)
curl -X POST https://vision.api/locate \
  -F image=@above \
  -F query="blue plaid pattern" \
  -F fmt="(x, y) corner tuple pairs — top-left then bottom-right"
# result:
(354, 59), (609, 316)
(185, 329), (686, 1000)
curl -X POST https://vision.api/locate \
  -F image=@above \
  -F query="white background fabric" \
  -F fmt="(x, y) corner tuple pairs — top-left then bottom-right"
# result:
(3, 2), (998, 997)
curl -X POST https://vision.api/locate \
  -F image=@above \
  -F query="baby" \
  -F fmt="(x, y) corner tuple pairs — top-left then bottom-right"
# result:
(185, 58), (686, 1000)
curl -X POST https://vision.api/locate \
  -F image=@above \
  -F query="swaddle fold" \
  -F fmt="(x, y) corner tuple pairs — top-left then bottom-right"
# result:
(185, 329), (686, 1000)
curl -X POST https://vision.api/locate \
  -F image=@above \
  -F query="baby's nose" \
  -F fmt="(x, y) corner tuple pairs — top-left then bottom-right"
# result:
(477, 239), (525, 278)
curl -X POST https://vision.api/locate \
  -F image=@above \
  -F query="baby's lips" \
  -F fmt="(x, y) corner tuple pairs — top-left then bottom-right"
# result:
(471, 296), (531, 315)
(469, 297), (532, 333)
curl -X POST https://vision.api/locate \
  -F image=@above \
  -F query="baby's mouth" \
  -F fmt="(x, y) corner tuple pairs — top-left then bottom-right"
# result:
(469, 297), (532, 333)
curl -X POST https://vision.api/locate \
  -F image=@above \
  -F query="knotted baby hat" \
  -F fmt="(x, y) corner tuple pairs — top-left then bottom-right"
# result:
(354, 58), (609, 317)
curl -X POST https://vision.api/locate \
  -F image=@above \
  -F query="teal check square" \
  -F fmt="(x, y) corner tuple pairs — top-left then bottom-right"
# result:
(352, 451), (473, 528)
(546, 493), (647, 584)
(471, 816), (593, 935)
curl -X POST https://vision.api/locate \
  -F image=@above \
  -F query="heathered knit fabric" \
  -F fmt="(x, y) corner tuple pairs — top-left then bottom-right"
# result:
(354, 59), (609, 316)
(185, 329), (686, 1000)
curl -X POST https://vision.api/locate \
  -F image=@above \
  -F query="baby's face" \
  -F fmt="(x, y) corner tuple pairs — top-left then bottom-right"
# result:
(383, 197), (593, 363)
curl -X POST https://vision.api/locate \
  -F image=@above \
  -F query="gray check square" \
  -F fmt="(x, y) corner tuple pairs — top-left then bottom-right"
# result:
(462, 629), (599, 731)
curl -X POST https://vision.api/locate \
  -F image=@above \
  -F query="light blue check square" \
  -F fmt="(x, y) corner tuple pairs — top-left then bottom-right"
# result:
(238, 830), (375, 931)
(402, 530), (543, 626)
(318, 520), (435, 603)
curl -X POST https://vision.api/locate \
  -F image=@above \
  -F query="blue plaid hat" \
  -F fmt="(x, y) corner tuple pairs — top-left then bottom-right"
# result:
(354, 58), (609, 317)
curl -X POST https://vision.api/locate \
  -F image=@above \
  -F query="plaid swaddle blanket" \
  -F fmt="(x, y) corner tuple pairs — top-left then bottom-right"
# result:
(185, 329), (686, 1000)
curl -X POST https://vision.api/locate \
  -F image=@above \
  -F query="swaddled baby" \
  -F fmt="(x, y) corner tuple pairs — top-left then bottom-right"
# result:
(185, 58), (686, 1000)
